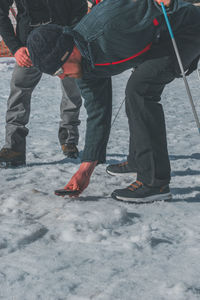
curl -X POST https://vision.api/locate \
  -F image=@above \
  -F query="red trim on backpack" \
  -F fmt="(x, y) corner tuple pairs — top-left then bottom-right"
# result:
(96, 0), (101, 4)
(94, 43), (152, 66)
(153, 18), (159, 26)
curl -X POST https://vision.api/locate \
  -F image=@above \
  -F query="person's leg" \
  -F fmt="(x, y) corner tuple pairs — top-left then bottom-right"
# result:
(58, 77), (82, 158)
(106, 71), (138, 176)
(112, 56), (175, 202)
(126, 57), (175, 186)
(0, 64), (42, 165)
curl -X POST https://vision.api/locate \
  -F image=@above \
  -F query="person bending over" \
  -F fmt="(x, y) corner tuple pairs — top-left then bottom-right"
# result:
(27, 0), (200, 202)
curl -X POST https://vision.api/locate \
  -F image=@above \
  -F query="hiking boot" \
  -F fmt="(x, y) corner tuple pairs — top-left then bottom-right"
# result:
(61, 143), (79, 159)
(106, 161), (137, 176)
(0, 148), (26, 167)
(111, 180), (172, 203)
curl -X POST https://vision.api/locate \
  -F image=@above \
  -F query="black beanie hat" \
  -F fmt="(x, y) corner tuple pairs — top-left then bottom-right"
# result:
(27, 24), (74, 75)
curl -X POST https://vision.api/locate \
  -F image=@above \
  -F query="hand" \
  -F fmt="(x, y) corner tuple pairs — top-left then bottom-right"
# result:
(155, 0), (171, 7)
(87, 7), (91, 13)
(87, 0), (93, 13)
(14, 47), (33, 67)
(63, 161), (98, 196)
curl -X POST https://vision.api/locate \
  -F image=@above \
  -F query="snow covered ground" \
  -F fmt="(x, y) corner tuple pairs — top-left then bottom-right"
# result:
(0, 59), (200, 300)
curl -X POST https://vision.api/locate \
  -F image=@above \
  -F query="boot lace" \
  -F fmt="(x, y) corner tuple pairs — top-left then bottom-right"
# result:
(119, 161), (128, 167)
(128, 180), (143, 191)
(0, 148), (10, 155)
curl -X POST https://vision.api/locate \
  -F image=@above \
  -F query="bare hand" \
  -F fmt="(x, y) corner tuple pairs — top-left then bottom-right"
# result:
(155, 0), (171, 7)
(63, 161), (98, 196)
(14, 47), (33, 67)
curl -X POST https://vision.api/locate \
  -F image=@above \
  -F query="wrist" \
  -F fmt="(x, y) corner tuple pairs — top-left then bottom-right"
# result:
(79, 161), (97, 175)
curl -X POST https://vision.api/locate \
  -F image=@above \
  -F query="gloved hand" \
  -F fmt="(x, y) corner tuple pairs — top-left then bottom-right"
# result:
(154, 0), (174, 13)
(14, 47), (33, 67)
(63, 161), (98, 196)
(155, 0), (171, 7)
(155, 0), (172, 7)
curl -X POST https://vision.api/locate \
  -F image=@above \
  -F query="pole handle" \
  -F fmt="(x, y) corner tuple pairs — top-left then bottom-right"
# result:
(161, 3), (174, 39)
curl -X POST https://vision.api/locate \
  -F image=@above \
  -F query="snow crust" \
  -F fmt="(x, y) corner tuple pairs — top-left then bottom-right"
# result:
(0, 60), (200, 299)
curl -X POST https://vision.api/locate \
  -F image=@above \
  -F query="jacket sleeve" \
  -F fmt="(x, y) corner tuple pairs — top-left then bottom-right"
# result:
(0, 0), (22, 54)
(70, 0), (88, 26)
(76, 76), (112, 164)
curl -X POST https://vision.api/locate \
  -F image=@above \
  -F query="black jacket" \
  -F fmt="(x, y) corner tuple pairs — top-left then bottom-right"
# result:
(70, 0), (200, 162)
(67, 0), (200, 79)
(0, 0), (87, 54)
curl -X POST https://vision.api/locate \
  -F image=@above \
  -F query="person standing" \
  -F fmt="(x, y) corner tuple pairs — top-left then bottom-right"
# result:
(0, 0), (87, 167)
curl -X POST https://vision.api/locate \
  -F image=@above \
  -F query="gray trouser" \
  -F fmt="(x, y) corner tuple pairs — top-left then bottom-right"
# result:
(4, 64), (82, 153)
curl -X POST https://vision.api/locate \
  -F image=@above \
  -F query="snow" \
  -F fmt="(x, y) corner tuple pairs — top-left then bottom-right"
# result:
(0, 59), (200, 300)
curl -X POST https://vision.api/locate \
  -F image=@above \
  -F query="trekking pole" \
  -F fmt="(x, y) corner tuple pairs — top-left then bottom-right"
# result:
(161, 2), (200, 134)
(111, 97), (126, 127)
(197, 68), (200, 82)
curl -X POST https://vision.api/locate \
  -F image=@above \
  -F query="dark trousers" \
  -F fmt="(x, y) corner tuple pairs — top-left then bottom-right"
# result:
(125, 56), (176, 187)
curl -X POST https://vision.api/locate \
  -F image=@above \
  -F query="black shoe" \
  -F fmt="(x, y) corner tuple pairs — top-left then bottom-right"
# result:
(111, 180), (172, 203)
(0, 148), (26, 167)
(106, 161), (137, 176)
(61, 143), (79, 159)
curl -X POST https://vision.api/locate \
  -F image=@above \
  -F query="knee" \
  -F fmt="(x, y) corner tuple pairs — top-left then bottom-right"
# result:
(125, 72), (143, 100)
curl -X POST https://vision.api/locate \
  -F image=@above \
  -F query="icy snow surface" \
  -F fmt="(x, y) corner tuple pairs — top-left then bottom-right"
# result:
(0, 59), (200, 300)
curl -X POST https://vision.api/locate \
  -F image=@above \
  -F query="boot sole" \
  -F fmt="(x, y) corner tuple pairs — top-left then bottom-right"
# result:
(106, 169), (137, 176)
(0, 161), (26, 168)
(63, 152), (79, 159)
(111, 192), (172, 203)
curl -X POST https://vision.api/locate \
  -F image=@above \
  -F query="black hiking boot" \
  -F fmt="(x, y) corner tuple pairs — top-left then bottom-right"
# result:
(106, 161), (137, 176)
(111, 180), (172, 203)
(0, 148), (26, 167)
(62, 143), (79, 159)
